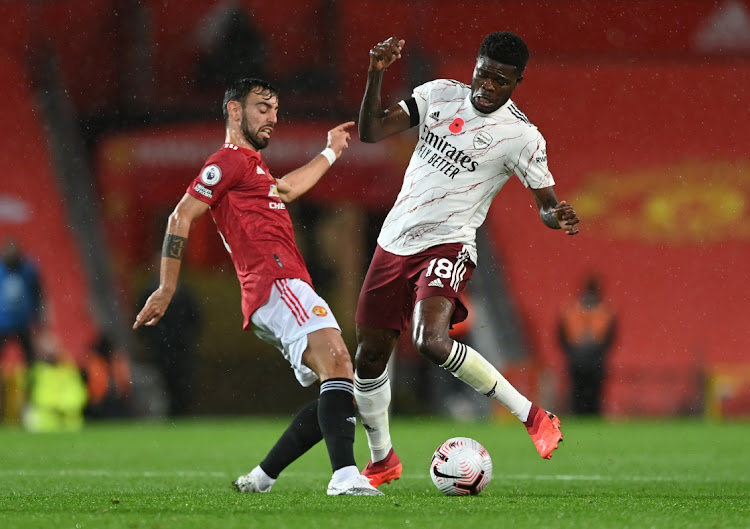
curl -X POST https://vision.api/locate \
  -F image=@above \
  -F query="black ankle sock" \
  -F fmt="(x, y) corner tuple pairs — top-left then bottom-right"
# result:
(260, 399), (322, 479)
(318, 378), (356, 472)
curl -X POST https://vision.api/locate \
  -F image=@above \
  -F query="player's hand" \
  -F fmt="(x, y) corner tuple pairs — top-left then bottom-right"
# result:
(326, 121), (356, 159)
(369, 37), (405, 72)
(553, 201), (580, 235)
(133, 288), (172, 329)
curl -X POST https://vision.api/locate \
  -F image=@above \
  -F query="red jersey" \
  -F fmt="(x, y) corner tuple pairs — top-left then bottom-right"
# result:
(186, 143), (312, 328)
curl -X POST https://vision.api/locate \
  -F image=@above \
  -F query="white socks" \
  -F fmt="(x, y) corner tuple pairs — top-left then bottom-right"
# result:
(354, 370), (393, 463)
(331, 465), (360, 483)
(354, 341), (531, 464)
(442, 341), (532, 422)
(251, 466), (276, 492)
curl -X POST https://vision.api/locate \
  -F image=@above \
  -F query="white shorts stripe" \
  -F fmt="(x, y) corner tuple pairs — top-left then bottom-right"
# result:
(450, 247), (470, 291)
(275, 279), (309, 326)
(282, 279), (310, 320)
(251, 279), (341, 387)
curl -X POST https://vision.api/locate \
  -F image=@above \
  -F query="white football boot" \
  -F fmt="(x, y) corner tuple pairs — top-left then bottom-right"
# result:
(326, 473), (384, 496)
(232, 466), (274, 493)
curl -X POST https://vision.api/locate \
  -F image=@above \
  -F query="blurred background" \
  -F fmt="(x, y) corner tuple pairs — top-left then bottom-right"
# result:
(1, 0), (748, 428)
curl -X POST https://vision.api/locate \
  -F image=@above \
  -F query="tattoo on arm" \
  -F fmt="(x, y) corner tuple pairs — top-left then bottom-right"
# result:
(162, 234), (188, 259)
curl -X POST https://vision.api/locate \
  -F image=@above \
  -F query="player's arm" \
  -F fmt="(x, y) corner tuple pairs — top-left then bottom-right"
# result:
(276, 121), (355, 203)
(530, 186), (580, 234)
(359, 37), (413, 143)
(133, 193), (209, 328)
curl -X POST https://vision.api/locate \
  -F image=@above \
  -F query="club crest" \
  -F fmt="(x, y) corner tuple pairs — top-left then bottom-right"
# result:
(473, 131), (492, 150)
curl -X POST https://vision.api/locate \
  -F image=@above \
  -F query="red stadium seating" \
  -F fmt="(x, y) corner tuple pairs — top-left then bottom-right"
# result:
(0, 55), (97, 362)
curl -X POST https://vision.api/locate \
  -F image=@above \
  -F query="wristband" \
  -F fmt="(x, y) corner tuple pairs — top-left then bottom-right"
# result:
(320, 147), (337, 166)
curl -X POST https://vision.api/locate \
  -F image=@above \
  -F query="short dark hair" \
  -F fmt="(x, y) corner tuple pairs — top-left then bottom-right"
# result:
(478, 32), (530, 74)
(222, 78), (278, 123)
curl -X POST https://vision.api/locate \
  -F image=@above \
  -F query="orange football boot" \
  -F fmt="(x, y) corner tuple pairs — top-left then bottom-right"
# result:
(525, 405), (563, 459)
(362, 448), (403, 487)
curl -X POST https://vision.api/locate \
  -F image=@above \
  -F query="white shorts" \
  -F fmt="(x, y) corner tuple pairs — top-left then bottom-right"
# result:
(250, 278), (341, 387)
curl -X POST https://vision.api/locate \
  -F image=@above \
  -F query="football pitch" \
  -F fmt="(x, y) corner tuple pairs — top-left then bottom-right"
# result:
(1, 417), (748, 529)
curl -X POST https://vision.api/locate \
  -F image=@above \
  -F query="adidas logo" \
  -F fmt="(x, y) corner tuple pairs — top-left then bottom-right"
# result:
(346, 416), (357, 425)
(256, 166), (266, 174)
(428, 278), (444, 288)
(429, 111), (440, 120)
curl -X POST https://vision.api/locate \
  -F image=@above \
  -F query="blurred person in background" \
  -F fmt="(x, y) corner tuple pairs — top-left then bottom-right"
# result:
(137, 253), (201, 417)
(0, 239), (45, 422)
(194, 5), (268, 91)
(354, 32), (580, 488)
(558, 275), (616, 416)
(23, 330), (87, 432)
(83, 333), (133, 419)
(0, 239), (44, 368)
(134, 78), (381, 496)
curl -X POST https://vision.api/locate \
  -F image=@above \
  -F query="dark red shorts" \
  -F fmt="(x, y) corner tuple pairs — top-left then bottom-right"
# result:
(355, 243), (475, 332)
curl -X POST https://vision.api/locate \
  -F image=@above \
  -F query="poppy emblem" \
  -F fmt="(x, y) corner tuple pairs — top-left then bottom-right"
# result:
(312, 306), (328, 317)
(449, 118), (464, 134)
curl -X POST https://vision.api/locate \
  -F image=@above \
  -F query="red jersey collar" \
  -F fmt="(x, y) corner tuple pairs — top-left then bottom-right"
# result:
(223, 143), (262, 159)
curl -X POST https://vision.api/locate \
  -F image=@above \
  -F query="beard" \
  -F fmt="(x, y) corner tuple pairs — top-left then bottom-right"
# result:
(241, 114), (269, 150)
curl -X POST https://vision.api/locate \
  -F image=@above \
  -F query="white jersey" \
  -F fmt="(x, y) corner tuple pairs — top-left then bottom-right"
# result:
(377, 79), (554, 264)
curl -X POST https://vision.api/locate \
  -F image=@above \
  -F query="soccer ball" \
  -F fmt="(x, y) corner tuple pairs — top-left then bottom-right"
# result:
(429, 437), (493, 496)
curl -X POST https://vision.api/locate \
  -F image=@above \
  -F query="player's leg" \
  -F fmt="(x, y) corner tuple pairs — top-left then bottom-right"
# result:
(414, 296), (533, 414)
(354, 325), (398, 459)
(354, 325), (402, 486)
(413, 296), (562, 459)
(234, 327), (364, 494)
(352, 245), (410, 486)
(233, 398), (322, 493)
(303, 328), (382, 496)
(236, 279), (378, 495)
(410, 244), (561, 458)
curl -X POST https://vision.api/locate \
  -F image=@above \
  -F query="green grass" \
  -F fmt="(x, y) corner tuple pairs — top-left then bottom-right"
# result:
(1, 417), (749, 528)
